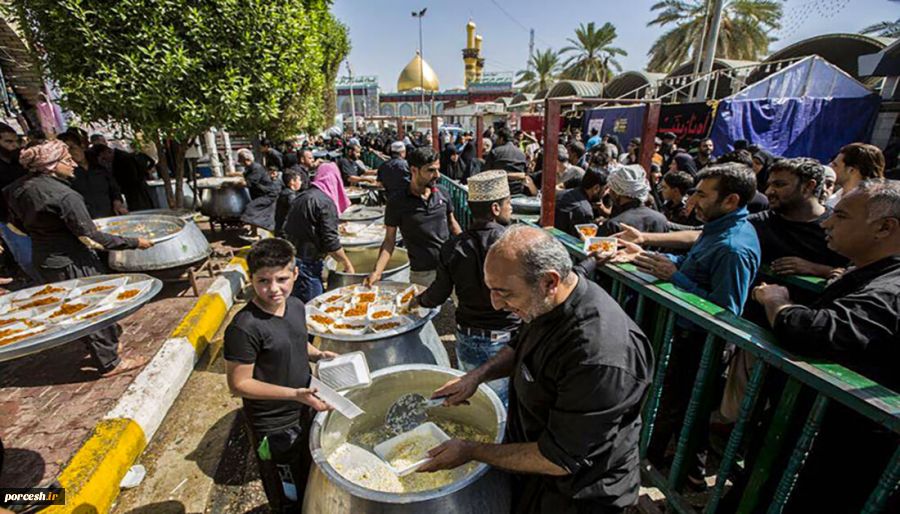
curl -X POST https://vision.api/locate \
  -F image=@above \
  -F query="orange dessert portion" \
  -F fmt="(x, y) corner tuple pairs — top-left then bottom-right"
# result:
(15, 297), (60, 310)
(371, 310), (393, 320)
(84, 285), (115, 295)
(50, 303), (88, 319)
(373, 321), (401, 331)
(310, 314), (335, 325)
(344, 303), (369, 317)
(117, 289), (140, 301)
(578, 226), (597, 237)
(31, 285), (65, 298)
(401, 290), (415, 304)
(355, 292), (377, 303)
(324, 305), (343, 314)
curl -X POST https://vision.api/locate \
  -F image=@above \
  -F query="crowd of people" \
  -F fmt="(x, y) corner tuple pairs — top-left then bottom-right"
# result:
(1, 115), (897, 513)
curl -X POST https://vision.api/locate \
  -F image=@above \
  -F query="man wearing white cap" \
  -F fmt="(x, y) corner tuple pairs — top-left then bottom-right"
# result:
(377, 140), (409, 200)
(412, 170), (520, 404)
(599, 164), (667, 236)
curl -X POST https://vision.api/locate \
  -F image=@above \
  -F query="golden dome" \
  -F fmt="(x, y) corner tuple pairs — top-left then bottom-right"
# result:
(397, 52), (440, 92)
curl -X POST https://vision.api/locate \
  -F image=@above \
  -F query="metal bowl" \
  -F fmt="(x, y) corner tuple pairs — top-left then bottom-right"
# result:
(305, 365), (510, 513)
(95, 214), (184, 244)
(325, 247), (410, 290)
(99, 214), (211, 272)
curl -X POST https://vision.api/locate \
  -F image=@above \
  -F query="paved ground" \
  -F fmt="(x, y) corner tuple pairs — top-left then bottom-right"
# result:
(0, 221), (244, 490)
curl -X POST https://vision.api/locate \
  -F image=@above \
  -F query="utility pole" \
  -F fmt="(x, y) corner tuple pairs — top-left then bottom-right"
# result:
(528, 29), (535, 71)
(412, 8), (427, 116)
(346, 61), (357, 133)
(689, 0), (712, 101)
(696, 0), (725, 101)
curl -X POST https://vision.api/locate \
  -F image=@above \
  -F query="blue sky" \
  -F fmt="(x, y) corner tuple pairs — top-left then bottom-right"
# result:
(331, 0), (899, 91)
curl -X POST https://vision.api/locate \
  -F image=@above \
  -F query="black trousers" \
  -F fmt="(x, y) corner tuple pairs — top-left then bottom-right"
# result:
(38, 257), (121, 372)
(244, 409), (313, 513)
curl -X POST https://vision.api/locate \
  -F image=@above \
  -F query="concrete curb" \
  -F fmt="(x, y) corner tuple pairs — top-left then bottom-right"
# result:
(45, 251), (249, 514)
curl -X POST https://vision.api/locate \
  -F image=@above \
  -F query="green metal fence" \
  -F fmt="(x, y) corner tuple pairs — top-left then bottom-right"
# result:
(438, 175), (900, 513)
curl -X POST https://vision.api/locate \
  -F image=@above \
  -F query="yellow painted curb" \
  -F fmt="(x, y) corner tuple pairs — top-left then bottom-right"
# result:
(45, 419), (147, 514)
(171, 293), (228, 355)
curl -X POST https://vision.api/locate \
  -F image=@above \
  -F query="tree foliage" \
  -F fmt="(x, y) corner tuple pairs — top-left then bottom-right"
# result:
(560, 22), (627, 84)
(515, 48), (562, 94)
(646, 0), (782, 73)
(6, 0), (349, 205)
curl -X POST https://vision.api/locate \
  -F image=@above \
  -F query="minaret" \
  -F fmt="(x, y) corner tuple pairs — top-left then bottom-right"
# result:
(463, 20), (478, 87)
(474, 34), (484, 82)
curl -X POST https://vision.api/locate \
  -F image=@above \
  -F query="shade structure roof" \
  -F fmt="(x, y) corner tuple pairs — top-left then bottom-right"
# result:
(397, 52), (440, 92)
(546, 80), (603, 98)
(604, 71), (666, 99)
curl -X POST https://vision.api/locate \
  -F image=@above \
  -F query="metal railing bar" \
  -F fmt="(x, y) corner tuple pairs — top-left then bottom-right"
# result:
(861, 445), (900, 514)
(669, 334), (724, 490)
(766, 394), (830, 513)
(640, 310), (677, 458)
(642, 460), (699, 514)
(705, 359), (768, 513)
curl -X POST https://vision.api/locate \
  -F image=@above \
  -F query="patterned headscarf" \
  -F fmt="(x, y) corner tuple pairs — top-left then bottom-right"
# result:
(608, 164), (651, 201)
(311, 162), (351, 214)
(19, 139), (75, 174)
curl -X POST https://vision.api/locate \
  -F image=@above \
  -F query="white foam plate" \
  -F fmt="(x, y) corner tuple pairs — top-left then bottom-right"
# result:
(317, 351), (371, 391)
(373, 422), (450, 476)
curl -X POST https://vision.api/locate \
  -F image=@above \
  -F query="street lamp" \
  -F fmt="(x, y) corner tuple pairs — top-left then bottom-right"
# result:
(412, 8), (427, 116)
(346, 60), (357, 133)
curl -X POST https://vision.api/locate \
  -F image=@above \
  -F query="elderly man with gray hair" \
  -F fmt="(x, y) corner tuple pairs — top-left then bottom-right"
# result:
(598, 164), (668, 236)
(420, 225), (653, 514)
(752, 180), (900, 511)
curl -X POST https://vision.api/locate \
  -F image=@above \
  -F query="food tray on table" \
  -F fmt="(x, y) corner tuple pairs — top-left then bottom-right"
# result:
(94, 214), (185, 244)
(305, 283), (438, 341)
(0, 274), (163, 362)
(345, 187), (368, 201)
(339, 222), (401, 247)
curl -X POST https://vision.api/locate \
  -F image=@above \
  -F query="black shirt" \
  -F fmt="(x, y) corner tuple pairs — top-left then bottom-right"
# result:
(507, 273), (653, 512)
(4, 174), (138, 269)
(263, 148), (284, 171)
(336, 157), (364, 187)
(662, 198), (701, 226)
(377, 157), (410, 200)
(282, 186), (342, 260)
(554, 188), (594, 238)
(600, 203), (669, 236)
(70, 165), (123, 219)
(484, 142), (527, 196)
(775, 255), (900, 391)
(384, 186), (453, 272)
(223, 297), (311, 432)
(243, 162), (278, 200)
(417, 221), (520, 331)
(274, 187), (299, 238)
(112, 149), (154, 211)
(0, 153), (26, 223)
(748, 209), (848, 267)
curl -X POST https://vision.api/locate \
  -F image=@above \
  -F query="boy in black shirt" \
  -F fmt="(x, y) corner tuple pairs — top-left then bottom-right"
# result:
(224, 238), (337, 512)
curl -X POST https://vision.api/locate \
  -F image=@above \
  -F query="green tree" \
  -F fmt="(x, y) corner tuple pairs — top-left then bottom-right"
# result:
(646, 0), (782, 74)
(515, 48), (562, 94)
(7, 0), (348, 206)
(860, 17), (900, 38)
(560, 22), (627, 84)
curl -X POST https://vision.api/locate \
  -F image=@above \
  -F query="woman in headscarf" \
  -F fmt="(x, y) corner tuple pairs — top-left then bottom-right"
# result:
(459, 138), (481, 183)
(669, 152), (699, 177)
(751, 149), (775, 193)
(4, 139), (153, 377)
(281, 162), (354, 302)
(442, 143), (466, 182)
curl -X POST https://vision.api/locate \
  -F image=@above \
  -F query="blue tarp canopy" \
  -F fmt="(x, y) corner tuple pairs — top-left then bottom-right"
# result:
(709, 56), (881, 162)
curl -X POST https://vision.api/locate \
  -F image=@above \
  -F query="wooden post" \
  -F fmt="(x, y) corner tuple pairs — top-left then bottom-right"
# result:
(431, 115), (439, 151)
(539, 99), (561, 228)
(475, 115), (484, 159)
(639, 102), (660, 173)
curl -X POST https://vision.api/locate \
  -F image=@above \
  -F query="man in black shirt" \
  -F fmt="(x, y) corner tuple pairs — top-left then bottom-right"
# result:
(259, 139), (284, 171)
(0, 123), (37, 281)
(693, 138), (716, 170)
(62, 136), (127, 219)
(600, 164), (668, 236)
(367, 146), (461, 286)
(660, 170), (700, 226)
(752, 179), (900, 513)
(274, 168), (305, 238)
(484, 127), (527, 195)
(336, 142), (375, 187)
(422, 226), (652, 513)
(224, 239), (338, 511)
(554, 168), (606, 237)
(377, 141), (410, 200)
(415, 170), (520, 404)
(237, 148), (280, 232)
(281, 164), (354, 302)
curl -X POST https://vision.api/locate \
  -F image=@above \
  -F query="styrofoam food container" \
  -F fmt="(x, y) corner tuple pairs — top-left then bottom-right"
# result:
(374, 422), (451, 476)
(317, 351), (371, 391)
(307, 307), (338, 333)
(583, 236), (618, 257)
(366, 303), (397, 323)
(341, 301), (370, 321)
(575, 223), (599, 240)
(330, 320), (369, 336)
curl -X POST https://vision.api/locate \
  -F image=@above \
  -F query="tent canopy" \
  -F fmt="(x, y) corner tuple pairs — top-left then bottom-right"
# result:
(710, 55), (880, 162)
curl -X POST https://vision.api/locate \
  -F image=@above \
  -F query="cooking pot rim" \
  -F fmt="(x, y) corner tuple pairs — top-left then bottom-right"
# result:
(309, 364), (508, 503)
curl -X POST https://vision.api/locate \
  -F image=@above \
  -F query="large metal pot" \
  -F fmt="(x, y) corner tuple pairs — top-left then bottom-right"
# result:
(196, 178), (250, 220)
(131, 208), (197, 222)
(146, 179), (199, 210)
(325, 246), (410, 290)
(99, 214), (211, 271)
(305, 365), (510, 514)
(339, 205), (384, 224)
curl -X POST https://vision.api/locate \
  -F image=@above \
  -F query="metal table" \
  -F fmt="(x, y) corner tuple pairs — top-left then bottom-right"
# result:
(0, 274), (163, 362)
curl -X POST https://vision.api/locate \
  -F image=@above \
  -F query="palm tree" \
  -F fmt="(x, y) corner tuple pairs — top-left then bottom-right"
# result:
(560, 22), (627, 84)
(515, 48), (562, 94)
(646, 0), (782, 74)
(860, 17), (900, 38)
